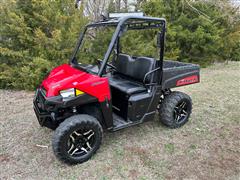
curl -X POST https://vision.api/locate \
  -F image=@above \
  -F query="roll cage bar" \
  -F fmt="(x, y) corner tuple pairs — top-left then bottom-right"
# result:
(70, 16), (166, 84)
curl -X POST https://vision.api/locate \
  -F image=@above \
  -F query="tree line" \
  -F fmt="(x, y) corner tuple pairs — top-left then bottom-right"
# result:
(0, 0), (239, 90)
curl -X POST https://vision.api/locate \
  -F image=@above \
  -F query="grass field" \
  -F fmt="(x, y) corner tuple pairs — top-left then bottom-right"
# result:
(0, 62), (239, 180)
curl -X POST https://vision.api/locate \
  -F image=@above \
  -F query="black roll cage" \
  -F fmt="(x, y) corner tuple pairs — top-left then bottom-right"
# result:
(70, 16), (166, 85)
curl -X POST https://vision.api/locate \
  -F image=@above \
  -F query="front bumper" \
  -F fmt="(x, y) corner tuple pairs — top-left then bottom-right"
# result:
(33, 88), (98, 129)
(33, 88), (59, 129)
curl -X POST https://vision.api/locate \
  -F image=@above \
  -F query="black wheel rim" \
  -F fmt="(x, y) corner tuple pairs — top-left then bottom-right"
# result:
(67, 129), (96, 157)
(174, 101), (189, 124)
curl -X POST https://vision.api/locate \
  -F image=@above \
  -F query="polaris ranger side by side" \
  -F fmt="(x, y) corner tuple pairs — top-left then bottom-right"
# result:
(33, 14), (200, 164)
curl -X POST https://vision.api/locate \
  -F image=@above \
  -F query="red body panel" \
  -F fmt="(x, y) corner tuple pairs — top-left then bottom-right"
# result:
(176, 75), (199, 86)
(41, 64), (111, 102)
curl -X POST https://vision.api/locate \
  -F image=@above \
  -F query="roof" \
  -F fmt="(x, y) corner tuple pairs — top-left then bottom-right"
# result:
(87, 16), (166, 28)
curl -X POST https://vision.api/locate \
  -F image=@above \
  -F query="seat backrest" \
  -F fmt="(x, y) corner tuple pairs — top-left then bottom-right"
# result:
(114, 54), (156, 83)
(113, 54), (132, 76)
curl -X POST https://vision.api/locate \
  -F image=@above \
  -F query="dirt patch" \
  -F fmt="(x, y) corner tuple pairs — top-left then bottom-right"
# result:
(0, 62), (240, 179)
(0, 154), (11, 163)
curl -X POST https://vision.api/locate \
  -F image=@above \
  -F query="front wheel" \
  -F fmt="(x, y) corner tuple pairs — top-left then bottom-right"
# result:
(159, 91), (192, 128)
(52, 114), (103, 164)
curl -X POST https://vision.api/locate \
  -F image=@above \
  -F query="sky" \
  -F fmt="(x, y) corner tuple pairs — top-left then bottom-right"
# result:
(232, 0), (240, 6)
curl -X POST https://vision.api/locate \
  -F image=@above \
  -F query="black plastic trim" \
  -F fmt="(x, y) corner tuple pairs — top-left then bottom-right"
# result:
(33, 88), (98, 129)
(38, 88), (98, 110)
(100, 98), (113, 129)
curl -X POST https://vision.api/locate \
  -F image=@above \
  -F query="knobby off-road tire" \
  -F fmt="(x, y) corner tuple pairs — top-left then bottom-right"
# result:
(52, 114), (103, 165)
(159, 91), (192, 129)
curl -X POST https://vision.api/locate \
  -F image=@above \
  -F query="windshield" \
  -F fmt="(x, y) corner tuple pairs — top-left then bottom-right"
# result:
(72, 25), (116, 74)
(71, 18), (166, 76)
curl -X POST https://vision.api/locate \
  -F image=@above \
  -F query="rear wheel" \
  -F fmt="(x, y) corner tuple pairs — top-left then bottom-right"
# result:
(159, 91), (192, 128)
(52, 114), (103, 164)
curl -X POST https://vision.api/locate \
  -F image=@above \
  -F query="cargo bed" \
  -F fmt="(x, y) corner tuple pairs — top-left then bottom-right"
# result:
(162, 60), (200, 89)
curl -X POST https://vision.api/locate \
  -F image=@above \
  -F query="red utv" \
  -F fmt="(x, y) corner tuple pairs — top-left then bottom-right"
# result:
(33, 14), (200, 164)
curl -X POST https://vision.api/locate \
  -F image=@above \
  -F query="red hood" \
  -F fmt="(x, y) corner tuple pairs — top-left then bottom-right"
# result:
(41, 64), (111, 102)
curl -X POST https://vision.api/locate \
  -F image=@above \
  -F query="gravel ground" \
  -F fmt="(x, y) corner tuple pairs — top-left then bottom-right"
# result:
(0, 62), (239, 180)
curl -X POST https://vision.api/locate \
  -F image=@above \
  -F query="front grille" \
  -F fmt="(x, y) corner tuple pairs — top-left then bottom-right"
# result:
(35, 89), (46, 112)
(33, 88), (59, 129)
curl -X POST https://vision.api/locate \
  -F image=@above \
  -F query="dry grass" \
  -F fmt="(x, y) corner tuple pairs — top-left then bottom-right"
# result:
(0, 62), (239, 180)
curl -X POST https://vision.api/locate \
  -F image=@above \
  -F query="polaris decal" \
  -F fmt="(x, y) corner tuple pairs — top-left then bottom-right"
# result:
(176, 75), (199, 86)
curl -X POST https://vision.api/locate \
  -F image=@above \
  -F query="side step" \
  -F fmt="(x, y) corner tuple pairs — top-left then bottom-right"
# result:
(112, 113), (141, 131)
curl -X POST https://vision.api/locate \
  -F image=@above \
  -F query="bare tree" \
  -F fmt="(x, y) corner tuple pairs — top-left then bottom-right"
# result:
(75, 0), (147, 20)
(75, 0), (108, 21)
(115, 0), (121, 11)
(85, 0), (109, 20)
(114, 0), (130, 12)
(122, 0), (128, 11)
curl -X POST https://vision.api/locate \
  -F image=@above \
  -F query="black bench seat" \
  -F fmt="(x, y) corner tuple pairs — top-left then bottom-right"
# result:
(108, 75), (146, 95)
(108, 54), (156, 96)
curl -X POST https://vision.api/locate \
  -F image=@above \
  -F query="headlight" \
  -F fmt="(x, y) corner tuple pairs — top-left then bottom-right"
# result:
(60, 88), (84, 101)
